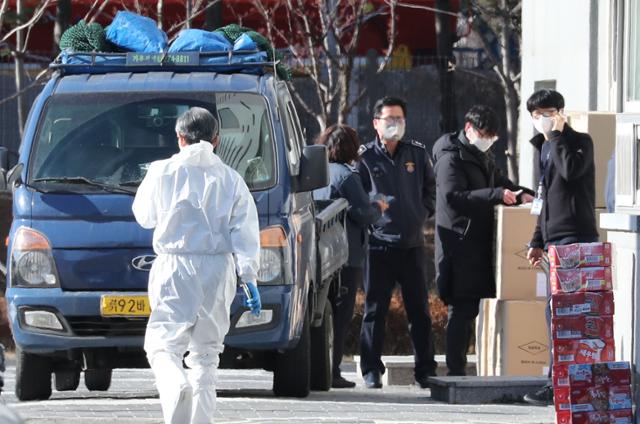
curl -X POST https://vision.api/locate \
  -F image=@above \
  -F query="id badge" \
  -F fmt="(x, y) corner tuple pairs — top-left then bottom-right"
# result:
(531, 198), (543, 215)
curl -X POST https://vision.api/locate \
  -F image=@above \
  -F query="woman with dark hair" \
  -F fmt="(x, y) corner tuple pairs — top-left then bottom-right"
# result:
(314, 124), (388, 388)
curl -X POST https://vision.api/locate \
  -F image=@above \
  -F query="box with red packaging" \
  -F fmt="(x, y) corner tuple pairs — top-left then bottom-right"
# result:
(549, 242), (612, 269)
(551, 292), (615, 317)
(556, 409), (633, 424)
(567, 362), (631, 388)
(556, 385), (633, 414)
(552, 316), (614, 340)
(550, 267), (613, 294)
(553, 339), (615, 364)
(570, 385), (632, 412)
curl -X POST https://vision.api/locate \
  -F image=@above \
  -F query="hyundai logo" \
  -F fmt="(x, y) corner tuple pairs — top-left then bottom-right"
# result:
(131, 255), (156, 271)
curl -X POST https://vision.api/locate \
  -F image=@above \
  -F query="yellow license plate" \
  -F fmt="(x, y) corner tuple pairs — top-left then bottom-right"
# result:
(100, 295), (151, 317)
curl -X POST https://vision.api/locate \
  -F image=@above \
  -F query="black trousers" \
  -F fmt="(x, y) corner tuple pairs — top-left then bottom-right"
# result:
(360, 245), (437, 379)
(331, 266), (361, 377)
(446, 298), (480, 376)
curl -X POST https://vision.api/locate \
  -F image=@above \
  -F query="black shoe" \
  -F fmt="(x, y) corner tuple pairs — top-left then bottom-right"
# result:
(415, 376), (431, 389)
(363, 371), (383, 389)
(523, 385), (554, 406)
(332, 375), (356, 389)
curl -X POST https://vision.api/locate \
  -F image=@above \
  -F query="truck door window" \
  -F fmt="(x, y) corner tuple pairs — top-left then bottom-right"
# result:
(29, 92), (276, 192)
(282, 103), (301, 175)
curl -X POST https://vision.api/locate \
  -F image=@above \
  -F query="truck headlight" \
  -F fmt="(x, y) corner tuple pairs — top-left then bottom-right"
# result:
(10, 227), (60, 288)
(258, 249), (282, 283)
(257, 226), (292, 285)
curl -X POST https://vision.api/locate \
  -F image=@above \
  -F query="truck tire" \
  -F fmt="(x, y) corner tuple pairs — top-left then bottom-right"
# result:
(54, 369), (80, 391)
(15, 346), (52, 401)
(310, 301), (333, 391)
(273, 313), (310, 397)
(85, 369), (112, 391)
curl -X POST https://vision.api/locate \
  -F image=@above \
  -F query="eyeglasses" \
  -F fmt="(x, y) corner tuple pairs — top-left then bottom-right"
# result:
(375, 116), (405, 125)
(531, 109), (558, 119)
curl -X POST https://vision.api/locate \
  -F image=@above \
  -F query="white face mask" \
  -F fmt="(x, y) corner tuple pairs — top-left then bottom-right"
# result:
(471, 137), (495, 153)
(381, 122), (405, 142)
(466, 127), (497, 153)
(533, 116), (554, 134)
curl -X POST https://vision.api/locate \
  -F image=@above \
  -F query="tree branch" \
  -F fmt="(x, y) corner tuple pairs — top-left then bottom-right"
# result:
(1, 0), (52, 45)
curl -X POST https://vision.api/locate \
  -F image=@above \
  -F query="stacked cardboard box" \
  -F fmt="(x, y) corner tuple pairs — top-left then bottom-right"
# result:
(549, 242), (633, 423)
(476, 205), (550, 377)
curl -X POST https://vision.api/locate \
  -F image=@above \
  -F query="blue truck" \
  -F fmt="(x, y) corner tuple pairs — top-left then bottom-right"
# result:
(3, 50), (348, 400)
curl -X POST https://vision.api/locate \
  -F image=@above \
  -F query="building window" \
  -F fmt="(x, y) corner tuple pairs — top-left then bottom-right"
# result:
(627, 0), (640, 102)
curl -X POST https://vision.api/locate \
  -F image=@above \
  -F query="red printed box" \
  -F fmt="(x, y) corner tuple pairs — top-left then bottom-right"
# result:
(557, 409), (633, 424)
(549, 243), (612, 269)
(567, 362), (631, 388)
(552, 316), (614, 340)
(551, 292), (615, 317)
(553, 339), (615, 364)
(570, 385), (632, 412)
(554, 364), (570, 387)
(550, 268), (613, 294)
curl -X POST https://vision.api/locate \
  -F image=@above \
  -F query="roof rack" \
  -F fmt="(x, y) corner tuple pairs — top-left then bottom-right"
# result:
(50, 50), (278, 76)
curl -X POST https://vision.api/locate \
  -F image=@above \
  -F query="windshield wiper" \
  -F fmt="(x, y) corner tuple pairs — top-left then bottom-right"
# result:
(32, 177), (136, 195)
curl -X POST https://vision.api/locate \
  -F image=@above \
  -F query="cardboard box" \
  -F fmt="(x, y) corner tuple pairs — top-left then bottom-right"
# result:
(549, 243), (612, 270)
(565, 112), (616, 209)
(556, 409), (633, 424)
(494, 205), (547, 300)
(553, 339), (616, 365)
(550, 268), (613, 294)
(551, 292), (615, 317)
(551, 316), (614, 340)
(477, 299), (550, 376)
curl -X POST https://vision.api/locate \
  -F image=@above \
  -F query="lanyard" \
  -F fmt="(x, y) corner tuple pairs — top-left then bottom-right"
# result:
(537, 146), (551, 199)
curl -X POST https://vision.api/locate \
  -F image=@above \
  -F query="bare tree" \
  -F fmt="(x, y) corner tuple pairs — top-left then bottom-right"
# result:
(251, 0), (398, 131)
(1, 0), (53, 137)
(467, 0), (521, 182)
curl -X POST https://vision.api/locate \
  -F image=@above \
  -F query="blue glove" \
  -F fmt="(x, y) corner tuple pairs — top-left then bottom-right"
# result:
(242, 282), (261, 316)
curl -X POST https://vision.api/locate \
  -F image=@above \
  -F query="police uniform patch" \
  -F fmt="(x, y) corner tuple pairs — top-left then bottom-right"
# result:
(410, 140), (426, 149)
(405, 161), (415, 173)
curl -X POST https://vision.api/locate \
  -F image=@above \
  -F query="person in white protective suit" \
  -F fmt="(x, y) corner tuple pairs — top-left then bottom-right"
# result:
(132, 107), (261, 424)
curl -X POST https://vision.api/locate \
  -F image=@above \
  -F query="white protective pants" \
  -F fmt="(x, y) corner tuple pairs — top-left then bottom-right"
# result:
(144, 253), (236, 424)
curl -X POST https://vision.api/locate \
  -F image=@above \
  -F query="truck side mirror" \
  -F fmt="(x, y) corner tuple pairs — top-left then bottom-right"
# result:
(7, 162), (23, 190)
(293, 145), (329, 193)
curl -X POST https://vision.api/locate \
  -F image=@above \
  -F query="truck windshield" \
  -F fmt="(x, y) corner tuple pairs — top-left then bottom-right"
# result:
(29, 91), (276, 192)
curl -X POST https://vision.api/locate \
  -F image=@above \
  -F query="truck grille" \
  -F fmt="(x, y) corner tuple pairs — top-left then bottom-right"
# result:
(67, 316), (148, 337)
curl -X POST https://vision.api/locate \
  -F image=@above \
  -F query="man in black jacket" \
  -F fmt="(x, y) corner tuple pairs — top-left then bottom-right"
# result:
(357, 96), (437, 389)
(524, 89), (599, 405)
(432, 105), (534, 376)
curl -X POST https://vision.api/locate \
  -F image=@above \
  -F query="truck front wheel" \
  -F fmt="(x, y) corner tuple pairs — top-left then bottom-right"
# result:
(273, 313), (310, 397)
(85, 369), (112, 391)
(310, 301), (333, 391)
(15, 346), (52, 401)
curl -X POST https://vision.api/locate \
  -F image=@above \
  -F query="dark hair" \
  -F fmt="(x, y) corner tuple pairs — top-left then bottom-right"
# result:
(175, 107), (219, 145)
(373, 96), (407, 118)
(464, 105), (499, 135)
(526, 89), (565, 113)
(315, 125), (361, 164)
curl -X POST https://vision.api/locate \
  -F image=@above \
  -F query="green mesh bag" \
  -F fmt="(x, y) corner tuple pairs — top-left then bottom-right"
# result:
(214, 24), (292, 80)
(59, 20), (111, 52)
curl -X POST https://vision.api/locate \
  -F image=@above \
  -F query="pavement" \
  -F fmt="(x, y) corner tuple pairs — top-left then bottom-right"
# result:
(0, 357), (557, 424)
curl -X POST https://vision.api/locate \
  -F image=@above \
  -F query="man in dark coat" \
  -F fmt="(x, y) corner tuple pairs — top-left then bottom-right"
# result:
(432, 105), (534, 376)
(524, 89), (599, 406)
(357, 96), (437, 389)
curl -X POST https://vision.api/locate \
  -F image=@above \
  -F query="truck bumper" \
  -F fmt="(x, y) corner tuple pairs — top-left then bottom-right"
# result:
(7, 284), (300, 354)
(7, 288), (145, 354)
